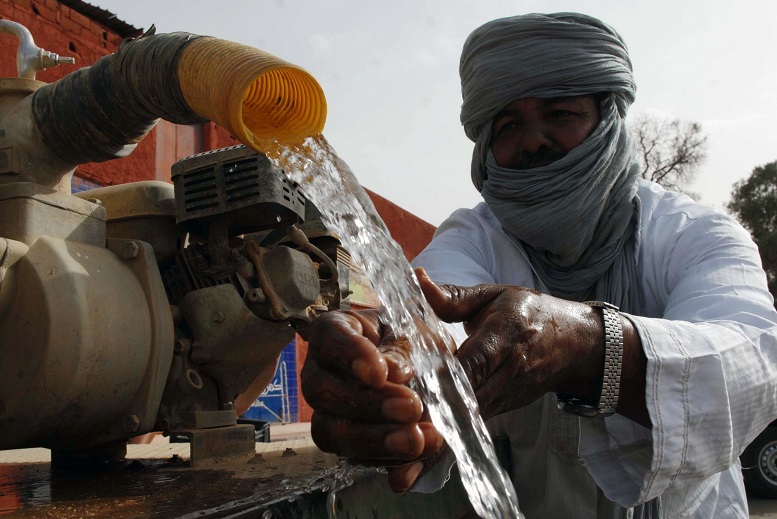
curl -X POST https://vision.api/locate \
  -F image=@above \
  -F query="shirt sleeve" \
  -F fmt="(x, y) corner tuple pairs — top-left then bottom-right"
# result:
(579, 206), (777, 507)
(412, 208), (498, 286)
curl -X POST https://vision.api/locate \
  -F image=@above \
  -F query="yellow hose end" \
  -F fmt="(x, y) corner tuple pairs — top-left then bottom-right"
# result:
(177, 37), (327, 151)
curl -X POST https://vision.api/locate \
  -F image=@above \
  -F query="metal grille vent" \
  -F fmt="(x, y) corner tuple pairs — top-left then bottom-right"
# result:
(280, 175), (306, 209)
(171, 145), (307, 236)
(181, 165), (218, 213)
(224, 157), (261, 205)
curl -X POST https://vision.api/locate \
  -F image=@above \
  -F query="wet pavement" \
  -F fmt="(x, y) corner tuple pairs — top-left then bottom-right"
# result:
(0, 440), (339, 518)
(3, 435), (772, 518)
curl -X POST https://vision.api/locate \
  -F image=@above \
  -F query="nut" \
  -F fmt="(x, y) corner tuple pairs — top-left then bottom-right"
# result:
(121, 241), (141, 260)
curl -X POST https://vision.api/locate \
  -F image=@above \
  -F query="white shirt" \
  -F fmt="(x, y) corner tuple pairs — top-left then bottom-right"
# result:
(412, 180), (777, 518)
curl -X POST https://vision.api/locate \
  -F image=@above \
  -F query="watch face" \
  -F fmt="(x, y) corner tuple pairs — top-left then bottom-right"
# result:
(556, 396), (601, 417)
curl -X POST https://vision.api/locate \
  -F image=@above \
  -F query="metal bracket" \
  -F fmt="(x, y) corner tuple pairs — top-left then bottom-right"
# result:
(167, 424), (256, 467)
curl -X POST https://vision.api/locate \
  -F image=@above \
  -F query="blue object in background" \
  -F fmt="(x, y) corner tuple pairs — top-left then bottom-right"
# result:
(71, 176), (102, 193)
(243, 339), (298, 423)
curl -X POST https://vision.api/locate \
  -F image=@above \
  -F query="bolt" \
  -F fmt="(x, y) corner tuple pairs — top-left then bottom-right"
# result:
(247, 288), (265, 303)
(121, 241), (141, 260)
(212, 310), (225, 323)
(122, 414), (142, 433)
(173, 339), (190, 354)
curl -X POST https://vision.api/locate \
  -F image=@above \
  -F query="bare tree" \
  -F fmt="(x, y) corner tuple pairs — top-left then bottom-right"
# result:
(630, 113), (708, 198)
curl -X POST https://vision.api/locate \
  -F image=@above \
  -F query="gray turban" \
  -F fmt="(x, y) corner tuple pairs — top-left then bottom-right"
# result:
(460, 12), (636, 191)
(459, 13), (642, 310)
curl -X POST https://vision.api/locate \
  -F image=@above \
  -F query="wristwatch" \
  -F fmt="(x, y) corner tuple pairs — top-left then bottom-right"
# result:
(557, 301), (623, 417)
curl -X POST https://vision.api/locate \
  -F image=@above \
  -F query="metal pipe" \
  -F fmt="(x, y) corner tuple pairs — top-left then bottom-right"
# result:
(0, 20), (75, 79)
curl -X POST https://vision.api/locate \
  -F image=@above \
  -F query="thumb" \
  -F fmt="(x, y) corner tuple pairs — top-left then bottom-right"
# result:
(415, 267), (503, 324)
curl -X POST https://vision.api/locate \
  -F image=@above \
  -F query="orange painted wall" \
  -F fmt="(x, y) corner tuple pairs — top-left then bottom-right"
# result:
(1, 0), (437, 423)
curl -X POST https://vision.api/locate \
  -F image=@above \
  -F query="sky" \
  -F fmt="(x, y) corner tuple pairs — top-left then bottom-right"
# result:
(90, 0), (777, 226)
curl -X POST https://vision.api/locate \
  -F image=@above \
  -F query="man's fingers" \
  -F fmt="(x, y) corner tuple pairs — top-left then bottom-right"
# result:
(415, 267), (503, 324)
(301, 360), (422, 423)
(379, 332), (415, 384)
(387, 462), (426, 493)
(386, 427), (447, 494)
(453, 318), (509, 392)
(306, 311), (388, 388)
(311, 413), (427, 461)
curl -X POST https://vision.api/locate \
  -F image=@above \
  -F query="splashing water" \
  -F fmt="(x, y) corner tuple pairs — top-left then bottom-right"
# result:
(265, 135), (523, 519)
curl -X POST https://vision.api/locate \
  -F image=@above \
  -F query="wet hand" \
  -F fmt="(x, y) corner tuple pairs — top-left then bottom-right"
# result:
(300, 309), (445, 492)
(416, 268), (604, 420)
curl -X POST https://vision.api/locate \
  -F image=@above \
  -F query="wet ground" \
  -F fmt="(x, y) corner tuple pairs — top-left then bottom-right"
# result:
(0, 437), (473, 519)
(0, 440), (339, 518)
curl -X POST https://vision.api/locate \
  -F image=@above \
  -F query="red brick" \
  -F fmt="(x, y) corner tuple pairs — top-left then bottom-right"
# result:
(68, 8), (89, 29)
(34, 4), (57, 23)
(43, 0), (56, 9)
(11, 0), (32, 9)
(58, 13), (78, 33)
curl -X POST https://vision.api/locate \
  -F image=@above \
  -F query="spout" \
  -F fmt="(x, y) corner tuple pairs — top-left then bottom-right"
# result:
(0, 20), (75, 79)
(28, 27), (326, 188)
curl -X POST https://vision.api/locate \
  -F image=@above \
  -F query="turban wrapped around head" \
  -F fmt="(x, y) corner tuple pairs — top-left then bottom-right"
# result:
(459, 13), (643, 310)
(460, 12), (636, 191)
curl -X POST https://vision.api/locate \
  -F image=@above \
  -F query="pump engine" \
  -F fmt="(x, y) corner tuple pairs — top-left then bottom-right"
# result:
(0, 20), (343, 464)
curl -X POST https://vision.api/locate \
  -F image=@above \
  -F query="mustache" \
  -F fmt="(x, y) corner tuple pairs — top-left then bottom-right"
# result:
(512, 148), (566, 170)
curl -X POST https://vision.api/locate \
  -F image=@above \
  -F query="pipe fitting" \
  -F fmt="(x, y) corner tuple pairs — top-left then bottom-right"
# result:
(0, 20), (75, 80)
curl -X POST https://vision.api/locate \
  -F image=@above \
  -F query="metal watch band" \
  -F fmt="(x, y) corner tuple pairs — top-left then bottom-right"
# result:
(557, 301), (623, 417)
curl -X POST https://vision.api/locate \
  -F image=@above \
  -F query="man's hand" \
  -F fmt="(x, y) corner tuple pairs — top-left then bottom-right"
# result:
(417, 268), (649, 426)
(301, 268), (649, 493)
(300, 308), (445, 492)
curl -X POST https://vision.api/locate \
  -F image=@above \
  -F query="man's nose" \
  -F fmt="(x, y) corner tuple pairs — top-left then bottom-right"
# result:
(519, 124), (552, 154)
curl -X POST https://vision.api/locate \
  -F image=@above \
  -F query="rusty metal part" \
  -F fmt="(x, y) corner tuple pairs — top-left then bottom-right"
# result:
(245, 240), (319, 323)
(157, 283), (294, 431)
(167, 424), (256, 467)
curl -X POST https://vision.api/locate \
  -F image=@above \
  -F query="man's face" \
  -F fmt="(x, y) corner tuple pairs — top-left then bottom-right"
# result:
(490, 95), (601, 169)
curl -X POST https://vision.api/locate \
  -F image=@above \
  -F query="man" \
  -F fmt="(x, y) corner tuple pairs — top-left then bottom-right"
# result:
(300, 13), (777, 518)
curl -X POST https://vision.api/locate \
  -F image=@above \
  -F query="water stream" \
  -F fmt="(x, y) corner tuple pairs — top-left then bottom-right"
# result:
(267, 135), (523, 519)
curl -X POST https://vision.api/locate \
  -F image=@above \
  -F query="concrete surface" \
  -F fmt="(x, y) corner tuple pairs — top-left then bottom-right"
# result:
(750, 495), (777, 518)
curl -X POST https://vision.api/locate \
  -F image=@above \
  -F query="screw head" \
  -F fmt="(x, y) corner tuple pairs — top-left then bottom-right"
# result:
(212, 310), (225, 323)
(121, 241), (141, 260)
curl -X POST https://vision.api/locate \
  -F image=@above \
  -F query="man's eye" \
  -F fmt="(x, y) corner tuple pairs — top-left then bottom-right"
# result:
(551, 110), (576, 119)
(496, 122), (517, 136)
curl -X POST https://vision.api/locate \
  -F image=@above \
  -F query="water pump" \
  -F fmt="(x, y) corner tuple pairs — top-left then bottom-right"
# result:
(0, 20), (343, 465)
